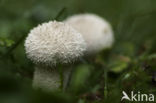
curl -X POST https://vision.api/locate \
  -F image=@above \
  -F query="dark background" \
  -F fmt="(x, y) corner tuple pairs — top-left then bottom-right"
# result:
(0, 0), (156, 103)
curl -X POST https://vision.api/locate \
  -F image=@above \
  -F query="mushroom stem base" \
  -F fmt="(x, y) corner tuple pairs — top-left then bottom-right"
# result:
(33, 66), (60, 91)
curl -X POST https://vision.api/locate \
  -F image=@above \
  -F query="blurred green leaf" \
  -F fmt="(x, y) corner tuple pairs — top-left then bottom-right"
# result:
(78, 99), (86, 103)
(70, 64), (91, 93)
(110, 61), (128, 73)
(0, 38), (14, 47)
(148, 54), (156, 60)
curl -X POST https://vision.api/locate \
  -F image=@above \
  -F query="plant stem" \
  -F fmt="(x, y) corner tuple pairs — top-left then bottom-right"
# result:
(104, 64), (108, 100)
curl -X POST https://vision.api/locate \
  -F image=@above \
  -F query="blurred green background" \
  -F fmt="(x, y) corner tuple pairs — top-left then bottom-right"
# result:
(0, 0), (156, 103)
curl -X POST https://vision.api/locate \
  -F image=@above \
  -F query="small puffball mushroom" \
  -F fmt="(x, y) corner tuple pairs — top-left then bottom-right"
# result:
(64, 13), (114, 54)
(25, 21), (86, 90)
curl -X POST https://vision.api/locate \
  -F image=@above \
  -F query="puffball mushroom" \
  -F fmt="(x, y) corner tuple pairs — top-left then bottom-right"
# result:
(25, 21), (86, 90)
(64, 13), (114, 54)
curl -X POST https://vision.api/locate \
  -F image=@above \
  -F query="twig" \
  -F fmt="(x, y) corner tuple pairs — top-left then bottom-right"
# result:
(1, 35), (26, 58)
(54, 7), (66, 20)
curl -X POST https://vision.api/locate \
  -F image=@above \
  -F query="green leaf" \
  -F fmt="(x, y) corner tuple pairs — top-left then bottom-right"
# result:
(110, 61), (128, 73)
(5, 39), (15, 47)
(0, 38), (15, 47)
(70, 64), (91, 93)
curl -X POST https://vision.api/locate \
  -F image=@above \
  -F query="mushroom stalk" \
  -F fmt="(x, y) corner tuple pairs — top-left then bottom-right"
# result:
(33, 66), (60, 91)
(33, 65), (73, 91)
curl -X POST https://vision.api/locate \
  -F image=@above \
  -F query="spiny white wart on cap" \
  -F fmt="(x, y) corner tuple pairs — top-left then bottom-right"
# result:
(64, 13), (114, 54)
(25, 21), (86, 66)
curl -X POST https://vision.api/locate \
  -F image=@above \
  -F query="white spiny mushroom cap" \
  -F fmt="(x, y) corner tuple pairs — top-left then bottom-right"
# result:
(25, 21), (86, 66)
(64, 13), (114, 54)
